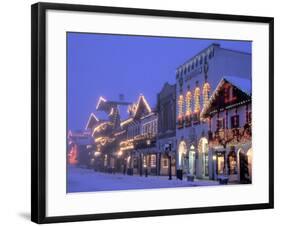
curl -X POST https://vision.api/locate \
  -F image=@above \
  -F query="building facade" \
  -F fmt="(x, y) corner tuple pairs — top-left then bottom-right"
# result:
(201, 77), (252, 183)
(156, 83), (177, 176)
(118, 95), (159, 176)
(67, 130), (93, 167)
(175, 43), (252, 181)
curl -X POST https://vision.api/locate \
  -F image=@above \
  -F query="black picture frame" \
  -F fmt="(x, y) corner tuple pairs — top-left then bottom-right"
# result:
(31, 2), (274, 224)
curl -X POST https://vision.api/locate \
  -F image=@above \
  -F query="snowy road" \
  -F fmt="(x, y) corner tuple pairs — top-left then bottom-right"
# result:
(67, 166), (220, 193)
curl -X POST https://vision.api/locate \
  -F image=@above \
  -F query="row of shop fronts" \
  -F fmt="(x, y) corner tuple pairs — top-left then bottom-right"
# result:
(68, 43), (252, 184)
(177, 139), (252, 183)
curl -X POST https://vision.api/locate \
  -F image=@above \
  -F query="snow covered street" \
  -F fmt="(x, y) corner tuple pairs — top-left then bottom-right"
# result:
(67, 166), (220, 193)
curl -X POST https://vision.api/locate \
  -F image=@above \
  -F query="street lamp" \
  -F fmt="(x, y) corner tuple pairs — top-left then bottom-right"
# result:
(165, 143), (172, 180)
(212, 154), (216, 180)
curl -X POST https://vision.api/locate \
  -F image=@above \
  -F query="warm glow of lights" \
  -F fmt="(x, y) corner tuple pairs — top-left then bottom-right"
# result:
(194, 87), (200, 113)
(120, 139), (134, 146)
(178, 94), (184, 117)
(185, 91), (192, 116)
(120, 145), (134, 151)
(94, 137), (104, 142)
(95, 137), (107, 145)
(108, 107), (114, 116)
(95, 136), (115, 146)
(85, 113), (99, 129)
(117, 150), (123, 156)
(96, 96), (107, 110)
(247, 148), (253, 157)
(127, 103), (137, 115)
(135, 95), (152, 115)
(120, 118), (133, 127)
(119, 139), (134, 151)
(114, 130), (126, 136)
(92, 122), (110, 135)
(198, 137), (208, 153)
(68, 144), (78, 164)
(203, 82), (211, 108)
(94, 151), (101, 157)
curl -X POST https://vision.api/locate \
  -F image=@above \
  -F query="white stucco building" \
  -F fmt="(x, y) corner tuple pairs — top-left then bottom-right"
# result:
(175, 43), (252, 182)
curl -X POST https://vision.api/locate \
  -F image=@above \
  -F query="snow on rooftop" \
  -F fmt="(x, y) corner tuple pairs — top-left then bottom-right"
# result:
(223, 76), (252, 95)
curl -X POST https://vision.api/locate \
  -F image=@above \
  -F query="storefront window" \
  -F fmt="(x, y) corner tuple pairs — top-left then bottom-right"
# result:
(162, 158), (168, 168)
(150, 154), (156, 167)
(189, 150), (196, 175)
(228, 151), (237, 175)
(104, 154), (108, 167)
(143, 156), (147, 168)
(204, 152), (209, 176)
(217, 118), (225, 130)
(217, 154), (225, 175)
(231, 115), (240, 128)
(133, 158), (138, 168)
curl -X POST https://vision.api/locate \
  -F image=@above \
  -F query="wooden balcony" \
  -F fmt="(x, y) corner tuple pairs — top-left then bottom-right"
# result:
(208, 123), (252, 147)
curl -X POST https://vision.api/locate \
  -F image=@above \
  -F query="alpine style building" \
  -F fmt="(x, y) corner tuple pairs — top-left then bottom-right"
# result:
(175, 43), (252, 182)
(68, 43), (252, 184)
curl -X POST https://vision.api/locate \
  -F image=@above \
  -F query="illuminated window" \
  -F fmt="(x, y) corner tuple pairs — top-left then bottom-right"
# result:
(203, 82), (211, 108)
(104, 154), (108, 167)
(231, 115), (240, 128)
(162, 158), (168, 168)
(247, 111), (252, 123)
(228, 150), (237, 175)
(217, 155), (225, 175)
(143, 156), (147, 168)
(150, 155), (156, 167)
(217, 118), (225, 130)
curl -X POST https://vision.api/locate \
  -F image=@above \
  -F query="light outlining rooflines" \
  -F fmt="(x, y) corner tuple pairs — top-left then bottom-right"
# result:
(91, 121), (111, 136)
(200, 76), (251, 118)
(120, 118), (133, 127)
(85, 113), (99, 129)
(201, 77), (225, 118)
(96, 96), (107, 110)
(135, 94), (152, 114)
(108, 107), (114, 116)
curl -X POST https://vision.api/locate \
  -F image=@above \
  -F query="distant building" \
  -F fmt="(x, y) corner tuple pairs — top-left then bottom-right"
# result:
(156, 83), (177, 176)
(85, 96), (131, 172)
(175, 43), (252, 180)
(118, 95), (158, 176)
(67, 130), (93, 167)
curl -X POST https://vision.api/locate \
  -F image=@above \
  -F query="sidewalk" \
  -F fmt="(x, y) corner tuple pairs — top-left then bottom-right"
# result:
(67, 166), (220, 193)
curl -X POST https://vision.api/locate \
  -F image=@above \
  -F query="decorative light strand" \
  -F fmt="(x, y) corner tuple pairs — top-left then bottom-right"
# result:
(194, 87), (201, 113)
(203, 82), (211, 108)
(185, 91), (192, 116)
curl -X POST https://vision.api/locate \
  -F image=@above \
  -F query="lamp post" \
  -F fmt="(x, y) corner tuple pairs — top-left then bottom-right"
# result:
(212, 154), (216, 180)
(165, 143), (172, 180)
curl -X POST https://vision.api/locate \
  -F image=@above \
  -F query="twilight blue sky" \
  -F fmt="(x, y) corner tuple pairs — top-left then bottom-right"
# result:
(67, 32), (251, 131)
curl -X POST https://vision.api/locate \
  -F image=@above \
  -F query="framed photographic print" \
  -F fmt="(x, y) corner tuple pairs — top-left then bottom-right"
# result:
(31, 2), (274, 224)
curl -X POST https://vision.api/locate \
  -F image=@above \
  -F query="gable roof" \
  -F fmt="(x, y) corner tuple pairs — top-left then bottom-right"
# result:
(223, 76), (251, 96)
(201, 76), (251, 118)
(134, 95), (151, 119)
(85, 113), (99, 130)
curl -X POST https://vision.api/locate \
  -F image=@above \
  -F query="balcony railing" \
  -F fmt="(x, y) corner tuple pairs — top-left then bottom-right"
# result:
(208, 123), (252, 147)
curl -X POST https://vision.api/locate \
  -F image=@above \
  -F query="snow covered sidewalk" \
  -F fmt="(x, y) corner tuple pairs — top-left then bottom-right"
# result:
(67, 166), (220, 193)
